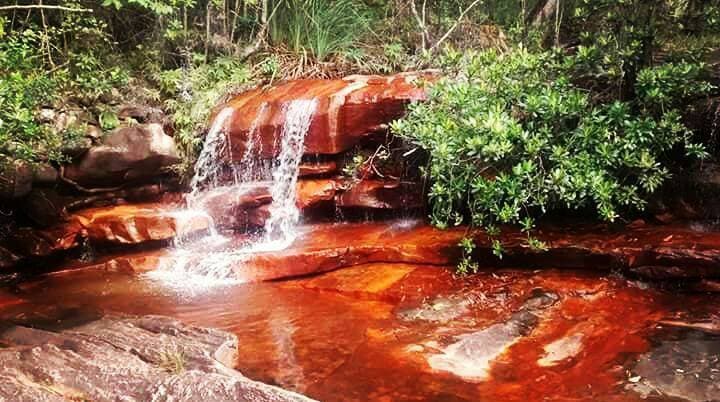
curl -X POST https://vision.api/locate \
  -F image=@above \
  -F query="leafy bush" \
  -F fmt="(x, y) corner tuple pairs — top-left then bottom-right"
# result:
(392, 48), (712, 269)
(158, 56), (253, 174)
(0, 29), (63, 163)
(0, 14), (128, 164)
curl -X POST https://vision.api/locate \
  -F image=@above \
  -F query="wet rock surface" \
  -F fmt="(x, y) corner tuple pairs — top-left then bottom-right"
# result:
(219, 73), (432, 159)
(47, 220), (720, 282)
(426, 290), (559, 382)
(0, 314), (312, 401)
(628, 328), (720, 401)
(0, 201), (209, 272)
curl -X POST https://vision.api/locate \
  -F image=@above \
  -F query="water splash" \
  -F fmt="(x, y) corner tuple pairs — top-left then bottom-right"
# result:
(188, 107), (236, 202)
(263, 99), (318, 248)
(148, 99), (318, 287)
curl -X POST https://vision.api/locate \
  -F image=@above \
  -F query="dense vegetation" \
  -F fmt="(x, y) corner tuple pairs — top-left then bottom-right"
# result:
(394, 0), (720, 270)
(1, 1), (719, 270)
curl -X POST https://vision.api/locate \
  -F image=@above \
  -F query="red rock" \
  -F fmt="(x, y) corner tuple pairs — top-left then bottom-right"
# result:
(0, 315), (310, 401)
(297, 179), (339, 209)
(7, 220), (84, 258)
(74, 203), (211, 245)
(299, 161), (338, 177)
(0, 289), (24, 308)
(0, 246), (20, 270)
(336, 179), (423, 209)
(216, 73), (433, 159)
(192, 184), (272, 229)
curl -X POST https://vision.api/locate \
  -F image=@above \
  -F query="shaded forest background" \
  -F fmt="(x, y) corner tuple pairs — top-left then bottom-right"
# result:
(1, 1), (720, 257)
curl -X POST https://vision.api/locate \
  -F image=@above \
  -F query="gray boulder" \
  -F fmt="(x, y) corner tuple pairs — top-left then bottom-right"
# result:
(63, 124), (180, 188)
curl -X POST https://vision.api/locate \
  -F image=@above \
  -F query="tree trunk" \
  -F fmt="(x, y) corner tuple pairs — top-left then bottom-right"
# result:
(530, 0), (558, 26)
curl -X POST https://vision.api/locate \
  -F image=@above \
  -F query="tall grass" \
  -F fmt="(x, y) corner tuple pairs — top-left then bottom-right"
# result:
(271, 0), (370, 62)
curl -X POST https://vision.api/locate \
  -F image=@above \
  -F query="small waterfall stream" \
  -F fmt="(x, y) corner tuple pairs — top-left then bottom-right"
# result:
(148, 99), (318, 286)
(262, 100), (317, 249)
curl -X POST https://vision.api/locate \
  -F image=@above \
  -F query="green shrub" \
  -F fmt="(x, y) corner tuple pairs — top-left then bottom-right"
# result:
(158, 56), (253, 174)
(392, 48), (712, 269)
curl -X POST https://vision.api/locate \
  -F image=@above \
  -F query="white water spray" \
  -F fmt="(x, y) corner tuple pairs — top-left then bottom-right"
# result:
(148, 99), (318, 287)
(188, 107), (236, 201)
(263, 99), (317, 248)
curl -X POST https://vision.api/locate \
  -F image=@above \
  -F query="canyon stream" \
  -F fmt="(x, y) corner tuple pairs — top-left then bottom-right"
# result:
(0, 74), (718, 402)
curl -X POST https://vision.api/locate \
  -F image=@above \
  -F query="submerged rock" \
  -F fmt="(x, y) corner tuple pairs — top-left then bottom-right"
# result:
(427, 290), (559, 381)
(537, 332), (585, 367)
(0, 315), (314, 402)
(628, 329), (720, 402)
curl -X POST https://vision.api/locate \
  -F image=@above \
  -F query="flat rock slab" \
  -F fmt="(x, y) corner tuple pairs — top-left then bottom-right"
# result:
(0, 315), (313, 402)
(628, 328), (720, 402)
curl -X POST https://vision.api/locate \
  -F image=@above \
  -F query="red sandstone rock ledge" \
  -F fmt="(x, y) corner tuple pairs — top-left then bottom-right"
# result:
(1, 202), (211, 270)
(47, 220), (720, 283)
(215, 72), (434, 159)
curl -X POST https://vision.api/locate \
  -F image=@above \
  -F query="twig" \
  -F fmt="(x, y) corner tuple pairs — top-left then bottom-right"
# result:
(430, 0), (483, 51)
(0, 5), (92, 13)
(410, 1), (430, 50)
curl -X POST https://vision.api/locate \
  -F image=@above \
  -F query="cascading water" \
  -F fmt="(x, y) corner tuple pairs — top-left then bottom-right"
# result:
(261, 100), (317, 249)
(147, 99), (318, 287)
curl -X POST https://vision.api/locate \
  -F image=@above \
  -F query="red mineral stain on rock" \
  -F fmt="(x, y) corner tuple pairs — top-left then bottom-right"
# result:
(299, 161), (338, 177)
(296, 179), (340, 209)
(74, 203), (211, 245)
(336, 179), (423, 210)
(216, 73), (433, 159)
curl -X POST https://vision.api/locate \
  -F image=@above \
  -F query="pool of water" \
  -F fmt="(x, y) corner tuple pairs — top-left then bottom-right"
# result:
(1, 263), (718, 401)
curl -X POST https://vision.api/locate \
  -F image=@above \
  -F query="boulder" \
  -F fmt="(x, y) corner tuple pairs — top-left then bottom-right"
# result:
(63, 124), (180, 187)
(0, 158), (32, 200)
(0, 246), (19, 270)
(218, 72), (433, 159)
(21, 188), (67, 228)
(0, 315), (313, 402)
(117, 104), (166, 124)
(32, 163), (58, 185)
(297, 179), (339, 209)
(191, 184), (273, 230)
(6, 221), (83, 258)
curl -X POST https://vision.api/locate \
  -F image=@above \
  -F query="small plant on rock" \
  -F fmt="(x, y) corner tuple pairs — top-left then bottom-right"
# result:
(159, 343), (186, 375)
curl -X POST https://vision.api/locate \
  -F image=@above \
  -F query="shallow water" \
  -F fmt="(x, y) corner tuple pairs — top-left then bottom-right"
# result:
(1, 261), (718, 401)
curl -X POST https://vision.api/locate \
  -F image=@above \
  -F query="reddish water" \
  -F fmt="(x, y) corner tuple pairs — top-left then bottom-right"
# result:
(1, 259), (718, 401)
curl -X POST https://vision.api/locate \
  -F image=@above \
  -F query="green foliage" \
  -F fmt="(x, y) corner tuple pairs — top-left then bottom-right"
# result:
(568, 0), (720, 98)
(0, 31), (60, 163)
(0, 12), (128, 164)
(393, 48), (712, 260)
(271, 0), (371, 61)
(158, 56), (252, 172)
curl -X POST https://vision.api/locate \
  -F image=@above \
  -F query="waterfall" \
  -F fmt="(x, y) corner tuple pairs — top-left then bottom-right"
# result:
(262, 100), (317, 248)
(188, 107), (236, 202)
(147, 99), (318, 287)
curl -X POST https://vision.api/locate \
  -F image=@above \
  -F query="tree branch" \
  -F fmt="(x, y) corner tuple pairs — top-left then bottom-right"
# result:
(410, 0), (430, 50)
(0, 5), (92, 13)
(430, 0), (482, 51)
